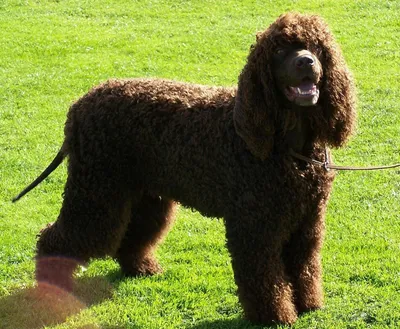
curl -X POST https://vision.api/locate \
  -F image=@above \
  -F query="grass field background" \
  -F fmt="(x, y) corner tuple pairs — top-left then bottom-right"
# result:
(0, 0), (399, 328)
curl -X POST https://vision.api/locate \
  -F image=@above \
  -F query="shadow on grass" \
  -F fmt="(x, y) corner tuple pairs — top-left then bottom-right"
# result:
(189, 318), (283, 329)
(0, 275), (115, 329)
(0, 269), (284, 329)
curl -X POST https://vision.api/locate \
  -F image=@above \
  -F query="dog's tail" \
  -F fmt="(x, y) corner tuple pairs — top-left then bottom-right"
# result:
(12, 149), (66, 203)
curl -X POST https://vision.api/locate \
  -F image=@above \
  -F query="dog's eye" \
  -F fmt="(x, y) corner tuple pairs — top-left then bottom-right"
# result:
(275, 48), (286, 56)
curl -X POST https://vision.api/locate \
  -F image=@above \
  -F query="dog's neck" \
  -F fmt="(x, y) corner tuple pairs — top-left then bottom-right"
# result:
(283, 107), (314, 155)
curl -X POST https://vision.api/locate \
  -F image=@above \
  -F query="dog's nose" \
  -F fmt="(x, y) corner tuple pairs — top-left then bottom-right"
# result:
(295, 55), (315, 68)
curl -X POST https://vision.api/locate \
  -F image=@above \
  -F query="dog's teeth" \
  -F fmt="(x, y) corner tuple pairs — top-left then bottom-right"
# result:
(291, 86), (317, 96)
(288, 86), (317, 96)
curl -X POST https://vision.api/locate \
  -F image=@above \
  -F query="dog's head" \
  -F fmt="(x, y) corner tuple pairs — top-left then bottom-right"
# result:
(234, 13), (356, 160)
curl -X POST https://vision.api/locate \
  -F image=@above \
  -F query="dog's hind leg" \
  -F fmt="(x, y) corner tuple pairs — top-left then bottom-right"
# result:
(115, 194), (177, 277)
(35, 174), (133, 292)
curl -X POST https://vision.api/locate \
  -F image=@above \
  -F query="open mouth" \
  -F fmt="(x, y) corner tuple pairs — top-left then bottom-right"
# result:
(284, 81), (320, 106)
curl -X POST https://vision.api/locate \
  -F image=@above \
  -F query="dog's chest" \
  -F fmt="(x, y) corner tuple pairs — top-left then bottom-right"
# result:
(244, 158), (335, 219)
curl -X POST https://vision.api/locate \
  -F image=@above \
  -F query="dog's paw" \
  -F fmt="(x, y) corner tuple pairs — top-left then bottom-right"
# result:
(120, 257), (163, 277)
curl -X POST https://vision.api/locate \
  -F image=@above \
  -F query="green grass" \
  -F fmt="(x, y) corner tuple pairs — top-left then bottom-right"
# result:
(0, 0), (399, 328)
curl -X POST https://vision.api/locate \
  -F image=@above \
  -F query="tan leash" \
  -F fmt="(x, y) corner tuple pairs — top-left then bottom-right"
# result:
(289, 148), (400, 172)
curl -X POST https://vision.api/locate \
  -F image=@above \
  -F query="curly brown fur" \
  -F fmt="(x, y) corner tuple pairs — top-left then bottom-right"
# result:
(15, 13), (356, 326)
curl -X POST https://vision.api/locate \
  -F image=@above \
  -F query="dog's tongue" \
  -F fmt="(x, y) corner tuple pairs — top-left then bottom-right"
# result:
(289, 82), (317, 96)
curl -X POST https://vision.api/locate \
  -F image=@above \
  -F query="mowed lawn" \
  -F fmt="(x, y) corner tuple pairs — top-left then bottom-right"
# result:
(0, 0), (399, 328)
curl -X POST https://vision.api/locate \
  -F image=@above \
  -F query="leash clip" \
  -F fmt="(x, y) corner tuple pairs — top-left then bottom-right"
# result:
(323, 148), (331, 172)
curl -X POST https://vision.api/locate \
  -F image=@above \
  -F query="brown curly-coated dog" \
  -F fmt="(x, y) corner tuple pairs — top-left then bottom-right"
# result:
(14, 13), (356, 325)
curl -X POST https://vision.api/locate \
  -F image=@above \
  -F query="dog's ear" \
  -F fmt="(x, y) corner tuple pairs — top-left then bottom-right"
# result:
(234, 39), (279, 160)
(319, 37), (356, 147)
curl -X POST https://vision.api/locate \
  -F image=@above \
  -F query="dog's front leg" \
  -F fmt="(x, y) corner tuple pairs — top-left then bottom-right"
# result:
(224, 215), (298, 325)
(283, 207), (326, 313)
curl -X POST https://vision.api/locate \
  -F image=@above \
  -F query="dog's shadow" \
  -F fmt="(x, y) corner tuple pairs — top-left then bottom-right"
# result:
(190, 319), (282, 329)
(0, 274), (121, 329)
(1, 271), (282, 329)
